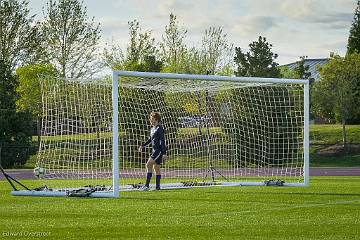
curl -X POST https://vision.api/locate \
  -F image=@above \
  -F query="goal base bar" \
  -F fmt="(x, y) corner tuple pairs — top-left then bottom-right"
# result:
(11, 182), (306, 197)
(222, 182), (306, 187)
(11, 190), (117, 198)
(121, 181), (307, 191)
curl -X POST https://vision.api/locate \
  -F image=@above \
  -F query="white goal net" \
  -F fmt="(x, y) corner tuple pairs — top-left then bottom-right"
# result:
(12, 71), (309, 197)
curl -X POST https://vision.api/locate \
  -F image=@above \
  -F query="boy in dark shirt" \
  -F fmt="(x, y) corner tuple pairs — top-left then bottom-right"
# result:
(139, 112), (167, 190)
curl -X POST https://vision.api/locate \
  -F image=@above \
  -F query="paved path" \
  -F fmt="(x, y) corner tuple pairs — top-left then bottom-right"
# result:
(309, 168), (360, 176)
(1, 168), (359, 180)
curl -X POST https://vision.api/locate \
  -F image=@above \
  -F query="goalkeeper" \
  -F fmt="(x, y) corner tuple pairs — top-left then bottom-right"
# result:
(138, 112), (167, 190)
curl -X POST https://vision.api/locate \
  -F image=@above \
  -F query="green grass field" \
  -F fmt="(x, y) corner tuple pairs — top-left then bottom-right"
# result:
(310, 125), (360, 145)
(310, 125), (360, 167)
(1, 177), (359, 240)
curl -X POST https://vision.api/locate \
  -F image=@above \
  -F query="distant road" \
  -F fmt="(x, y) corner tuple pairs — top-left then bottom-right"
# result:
(1, 168), (359, 180)
(309, 168), (360, 176)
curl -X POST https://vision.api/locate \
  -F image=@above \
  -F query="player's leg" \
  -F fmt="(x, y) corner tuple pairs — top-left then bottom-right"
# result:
(154, 155), (162, 190)
(144, 158), (155, 188)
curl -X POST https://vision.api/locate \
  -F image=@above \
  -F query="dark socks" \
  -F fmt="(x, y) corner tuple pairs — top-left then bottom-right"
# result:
(156, 175), (161, 190)
(145, 172), (152, 187)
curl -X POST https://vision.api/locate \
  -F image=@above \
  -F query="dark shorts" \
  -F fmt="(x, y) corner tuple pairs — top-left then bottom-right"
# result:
(151, 151), (163, 165)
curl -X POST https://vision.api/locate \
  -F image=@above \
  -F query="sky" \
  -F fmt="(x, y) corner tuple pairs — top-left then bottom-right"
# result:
(28, 0), (357, 65)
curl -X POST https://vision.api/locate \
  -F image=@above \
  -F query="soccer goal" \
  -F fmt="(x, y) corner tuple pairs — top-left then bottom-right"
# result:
(11, 71), (309, 198)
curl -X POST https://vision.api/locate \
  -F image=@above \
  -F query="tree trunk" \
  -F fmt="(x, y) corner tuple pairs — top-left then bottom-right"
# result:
(342, 117), (346, 149)
(37, 117), (41, 148)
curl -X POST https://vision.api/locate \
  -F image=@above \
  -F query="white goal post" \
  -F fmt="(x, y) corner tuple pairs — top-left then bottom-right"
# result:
(12, 71), (309, 198)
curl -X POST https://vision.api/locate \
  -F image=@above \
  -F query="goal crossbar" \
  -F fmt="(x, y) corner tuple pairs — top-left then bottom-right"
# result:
(115, 70), (309, 84)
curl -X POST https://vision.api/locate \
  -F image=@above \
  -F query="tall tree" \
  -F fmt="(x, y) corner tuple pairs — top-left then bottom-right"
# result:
(160, 13), (188, 73)
(232, 37), (295, 167)
(171, 27), (234, 75)
(103, 42), (125, 70)
(0, 0), (39, 168)
(200, 26), (233, 75)
(347, 0), (360, 54)
(279, 66), (298, 79)
(41, 0), (101, 78)
(125, 19), (161, 70)
(0, 0), (40, 71)
(234, 36), (280, 78)
(16, 64), (58, 145)
(127, 55), (163, 72)
(347, 1), (360, 124)
(0, 60), (33, 168)
(293, 56), (313, 81)
(104, 20), (162, 72)
(280, 56), (313, 81)
(126, 20), (156, 63)
(312, 53), (360, 148)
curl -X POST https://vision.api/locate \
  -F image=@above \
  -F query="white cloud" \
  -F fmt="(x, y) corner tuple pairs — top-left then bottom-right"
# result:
(319, 41), (348, 54)
(280, 0), (319, 20)
(231, 16), (279, 37)
(280, 0), (353, 28)
(98, 17), (128, 32)
(157, 0), (192, 17)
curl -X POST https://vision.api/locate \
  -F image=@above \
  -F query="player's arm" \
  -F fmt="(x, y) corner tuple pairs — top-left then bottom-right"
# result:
(138, 136), (151, 152)
(159, 127), (167, 158)
(142, 137), (151, 147)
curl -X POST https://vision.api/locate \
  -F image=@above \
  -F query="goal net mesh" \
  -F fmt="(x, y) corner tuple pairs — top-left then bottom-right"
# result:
(36, 74), (305, 190)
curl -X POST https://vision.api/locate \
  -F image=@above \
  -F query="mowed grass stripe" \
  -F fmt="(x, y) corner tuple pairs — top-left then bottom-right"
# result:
(0, 176), (359, 240)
